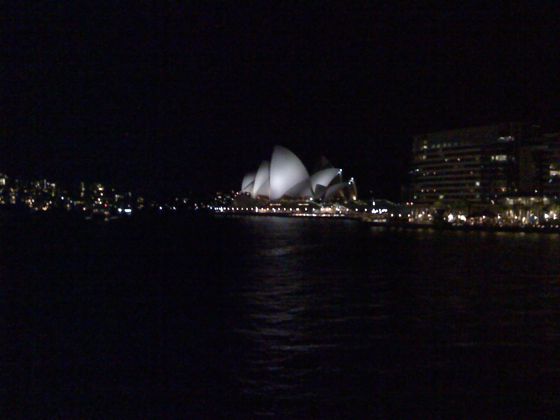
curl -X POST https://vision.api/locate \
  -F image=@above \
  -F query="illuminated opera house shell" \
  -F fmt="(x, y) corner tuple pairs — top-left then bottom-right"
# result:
(240, 146), (357, 201)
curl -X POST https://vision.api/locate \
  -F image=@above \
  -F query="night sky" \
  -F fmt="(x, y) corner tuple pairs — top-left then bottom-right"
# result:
(3, 3), (559, 199)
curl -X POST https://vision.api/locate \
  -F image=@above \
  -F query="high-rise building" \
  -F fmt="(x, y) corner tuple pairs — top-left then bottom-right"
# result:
(409, 123), (540, 206)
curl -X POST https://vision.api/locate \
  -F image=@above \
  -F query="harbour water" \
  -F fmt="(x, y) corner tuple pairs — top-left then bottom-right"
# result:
(4, 213), (560, 417)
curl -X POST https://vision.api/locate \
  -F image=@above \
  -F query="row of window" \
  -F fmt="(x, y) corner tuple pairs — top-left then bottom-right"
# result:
(418, 136), (515, 151)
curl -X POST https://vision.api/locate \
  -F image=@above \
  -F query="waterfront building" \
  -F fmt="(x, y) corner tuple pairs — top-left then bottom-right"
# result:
(541, 132), (560, 198)
(409, 123), (541, 206)
(240, 145), (357, 202)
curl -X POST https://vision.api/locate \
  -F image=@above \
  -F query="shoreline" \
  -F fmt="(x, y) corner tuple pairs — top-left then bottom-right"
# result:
(213, 210), (560, 234)
(366, 221), (560, 234)
(3, 207), (560, 234)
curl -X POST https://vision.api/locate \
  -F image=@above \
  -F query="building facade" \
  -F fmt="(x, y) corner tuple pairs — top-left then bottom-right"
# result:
(541, 132), (560, 199)
(408, 123), (543, 206)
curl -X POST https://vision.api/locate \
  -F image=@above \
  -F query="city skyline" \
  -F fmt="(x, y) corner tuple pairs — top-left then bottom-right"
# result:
(4, 5), (560, 417)
(3, 4), (560, 200)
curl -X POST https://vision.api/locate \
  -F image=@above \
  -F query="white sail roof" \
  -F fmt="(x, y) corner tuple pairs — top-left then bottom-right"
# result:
(241, 172), (256, 193)
(309, 168), (340, 193)
(285, 179), (313, 198)
(270, 146), (310, 200)
(324, 181), (347, 201)
(240, 146), (356, 201)
(251, 160), (270, 198)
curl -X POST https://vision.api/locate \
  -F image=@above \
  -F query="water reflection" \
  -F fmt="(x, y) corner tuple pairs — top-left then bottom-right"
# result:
(4, 216), (560, 417)
(227, 218), (560, 416)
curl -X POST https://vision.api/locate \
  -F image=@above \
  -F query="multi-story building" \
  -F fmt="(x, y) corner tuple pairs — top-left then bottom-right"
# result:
(409, 123), (540, 206)
(540, 132), (560, 199)
(503, 130), (560, 199)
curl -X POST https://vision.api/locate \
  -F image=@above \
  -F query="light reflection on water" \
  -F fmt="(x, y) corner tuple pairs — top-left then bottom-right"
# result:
(4, 215), (560, 417)
(224, 217), (560, 416)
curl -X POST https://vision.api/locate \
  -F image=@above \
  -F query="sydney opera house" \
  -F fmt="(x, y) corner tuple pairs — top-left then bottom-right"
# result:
(240, 146), (357, 202)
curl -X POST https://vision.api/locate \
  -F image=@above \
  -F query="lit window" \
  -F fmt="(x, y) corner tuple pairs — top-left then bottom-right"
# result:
(492, 155), (508, 162)
(498, 136), (514, 142)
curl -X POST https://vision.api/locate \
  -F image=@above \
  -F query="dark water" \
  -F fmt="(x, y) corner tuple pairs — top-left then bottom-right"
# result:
(3, 214), (560, 418)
